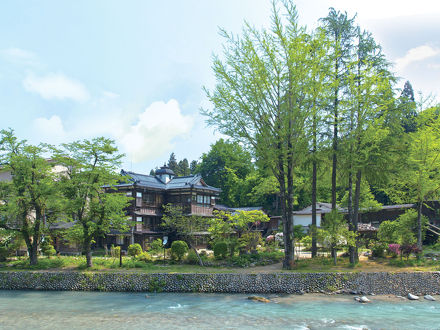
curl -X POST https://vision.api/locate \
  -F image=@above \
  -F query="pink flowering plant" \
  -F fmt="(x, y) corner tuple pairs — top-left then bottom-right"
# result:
(388, 244), (400, 258)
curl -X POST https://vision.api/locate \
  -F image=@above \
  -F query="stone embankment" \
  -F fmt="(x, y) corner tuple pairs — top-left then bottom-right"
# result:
(0, 272), (439, 295)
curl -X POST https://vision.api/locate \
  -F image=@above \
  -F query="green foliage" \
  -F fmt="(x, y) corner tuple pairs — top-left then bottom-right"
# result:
(377, 220), (400, 244)
(378, 210), (427, 247)
(370, 241), (387, 258)
(238, 232), (262, 253)
(111, 245), (120, 258)
(171, 240), (188, 261)
(53, 137), (131, 267)
(0, 129), (62, 265)
(137, 251), (152, 262)
(185, 250), (200, 264)
(41, 238), (56, 258)
(127, 243), (143, 257)
(319, 210), (356, 250)
(195, 139), (254, 207)
(213, 241), (228, 259)
(149, 238), (163, 253)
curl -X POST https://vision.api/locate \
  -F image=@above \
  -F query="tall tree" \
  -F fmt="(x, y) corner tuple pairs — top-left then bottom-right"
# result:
(203, 1), (327, 268)
(343, 27), (394, 263)
(387, 108), (440, 250)
(54, 137), (130, 267)
(319, 8), (357, 212)
(167, 152), (178, 173)
(0, 129), (60, 265)
(177, 158), (190, 176)
(399, 81), (417, 133)
(196, 139), (254, 207)
(190, 160), (199, 174)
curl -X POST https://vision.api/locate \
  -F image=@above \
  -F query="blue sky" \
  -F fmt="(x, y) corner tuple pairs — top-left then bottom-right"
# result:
(1, 0), (439, 173)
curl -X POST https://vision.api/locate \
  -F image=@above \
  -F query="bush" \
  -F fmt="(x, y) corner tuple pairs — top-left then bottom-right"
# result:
(111, 245), (120, 258)
(185, 250), (199, 264)
(213, 241), (228, 259)
(127, 243), (143, 257)
(41, 239), (56, 258)
(388, 244), (400, 257)
(137, 251), (152, 262)
(370, 241), (387, 257)
(150, 238), (163, 252)
(171, 240), (188, 261)
(400, 244), (421, 260)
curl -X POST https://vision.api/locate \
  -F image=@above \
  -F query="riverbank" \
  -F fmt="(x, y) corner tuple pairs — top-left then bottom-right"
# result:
(0, 271), (439, 295)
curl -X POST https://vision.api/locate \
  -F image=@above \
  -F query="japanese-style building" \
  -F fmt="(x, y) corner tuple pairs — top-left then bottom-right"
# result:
(104, 165), (221, 250)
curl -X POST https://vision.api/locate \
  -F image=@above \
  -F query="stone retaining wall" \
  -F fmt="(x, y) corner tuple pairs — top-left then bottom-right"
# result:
(0, 272), (439, 295)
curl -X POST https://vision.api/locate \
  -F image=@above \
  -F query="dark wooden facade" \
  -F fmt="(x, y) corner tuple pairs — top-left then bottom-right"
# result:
(105, 166), (220, 251)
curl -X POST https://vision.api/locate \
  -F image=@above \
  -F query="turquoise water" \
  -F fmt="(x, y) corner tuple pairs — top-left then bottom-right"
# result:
(0, 291), (439, 329)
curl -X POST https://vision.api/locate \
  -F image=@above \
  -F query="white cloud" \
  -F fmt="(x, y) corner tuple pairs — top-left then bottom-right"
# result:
(394, 45), (440, 72)
(23, 73), (90, 102)
(118, 99), (193, 163)
(33, 115), (67, 143)
(0, 47), (37, 66)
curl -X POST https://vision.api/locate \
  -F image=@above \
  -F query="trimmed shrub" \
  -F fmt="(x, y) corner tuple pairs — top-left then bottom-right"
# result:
(137, 251), (152, 262)
(213, 241), (228, 259)
(150, 238), (163, 252)
(111, 245), (120, 258)
(127, 243), (143, 257)
(185, 250), (199, 264)
(171, 240), (188, 261)
(370, 242), (387, 258)
(41, 239), (56, 258)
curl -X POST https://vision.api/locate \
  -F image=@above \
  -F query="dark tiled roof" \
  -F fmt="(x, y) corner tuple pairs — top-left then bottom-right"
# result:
(117, 170), (220, 193)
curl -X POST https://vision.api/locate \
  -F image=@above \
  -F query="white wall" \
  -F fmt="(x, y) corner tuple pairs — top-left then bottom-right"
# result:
(293, 214), (321, 227)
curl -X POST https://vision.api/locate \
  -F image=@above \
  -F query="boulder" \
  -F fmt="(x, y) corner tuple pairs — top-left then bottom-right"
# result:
(359, 296), (371, 303)
(407, 293), (419, 300)
(248, 296), (270, 303)
(424, 295), (436, 301)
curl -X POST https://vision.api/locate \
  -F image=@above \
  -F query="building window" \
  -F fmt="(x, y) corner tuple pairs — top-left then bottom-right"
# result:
(126, 191), (132, 197)
(142, 193), (155, 204)
(136, 216), (143, 222)
(197, 195), (211, 205)
(136, 192), (142, 198)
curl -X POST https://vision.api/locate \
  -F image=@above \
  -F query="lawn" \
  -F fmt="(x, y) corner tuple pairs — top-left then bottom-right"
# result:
(1, 253), (440, 273)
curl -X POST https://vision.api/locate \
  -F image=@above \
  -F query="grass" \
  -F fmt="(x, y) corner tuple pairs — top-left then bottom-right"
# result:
(1, 249), (440, 273)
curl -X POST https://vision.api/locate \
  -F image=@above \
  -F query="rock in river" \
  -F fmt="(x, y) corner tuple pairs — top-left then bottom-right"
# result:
(407, 293), (419, 300)
(424, 295), (436, 301)
(248, 296), (270, 303)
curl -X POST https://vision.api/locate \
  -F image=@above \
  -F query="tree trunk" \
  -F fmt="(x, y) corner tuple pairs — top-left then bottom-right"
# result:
(278, 170), (294, 269)
(189, 242), (204, 267)
(348, 171), (355, 264)
(84, 236), (93, 268)
(331, 61), (339, 211)
(352, 169), (362, 264)
(29, 243), (39, 266)
(311, 113), (318, 258)
(417, 200), (423, 250)
(332, 245), (337, 265)
(311, 160), (317, 258)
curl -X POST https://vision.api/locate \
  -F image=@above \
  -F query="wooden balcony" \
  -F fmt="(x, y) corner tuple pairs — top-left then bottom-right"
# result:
(191, 204), (214, 216)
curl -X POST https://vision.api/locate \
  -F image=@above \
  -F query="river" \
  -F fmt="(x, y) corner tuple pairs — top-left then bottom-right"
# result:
(0, 291), (438, 329)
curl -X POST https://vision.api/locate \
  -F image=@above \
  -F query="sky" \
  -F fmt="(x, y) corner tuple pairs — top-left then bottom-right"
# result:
(1, 0), (439, 173)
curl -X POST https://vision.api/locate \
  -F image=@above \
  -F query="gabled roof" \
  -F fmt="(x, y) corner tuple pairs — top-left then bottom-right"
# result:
(118, 170), (220, 193)
(293, 202), (344, 215)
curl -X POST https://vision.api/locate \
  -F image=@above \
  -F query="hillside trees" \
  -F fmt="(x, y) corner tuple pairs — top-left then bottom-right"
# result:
(203, 1), (329, 268)
(196, 139), (254, 207)
(0, 129), (61, 265)
(387, 108), (440, 250)
(53, 138), (131, 268)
